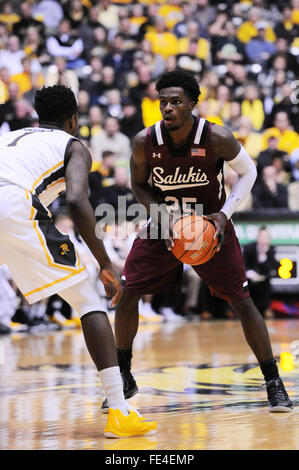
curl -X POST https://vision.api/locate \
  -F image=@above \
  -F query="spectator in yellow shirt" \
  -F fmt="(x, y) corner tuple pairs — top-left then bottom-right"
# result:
(237, 7), (276, 43)
(9, 56), (44, 99)
(0, 67), (10, 104)
(145, 17), (178, 59)
(204, 85), (231, 123)
(262, 111), (299, 154)
(141, 80), (162, 127)
(234, 116), (263, 160)
(137, 0), (166, 4)
(130, 4), (147, 34)
(241, 83), (265, 131)
(0, 2), (20, 33)
(178, 21), (210, 63)
(291, 0), (299, 24)
(197, 99), (224, 126)
(157, 0), (183, 31)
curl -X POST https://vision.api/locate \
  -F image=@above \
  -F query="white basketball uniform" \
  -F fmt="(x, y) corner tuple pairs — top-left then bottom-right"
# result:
(0, 127), (88, 304)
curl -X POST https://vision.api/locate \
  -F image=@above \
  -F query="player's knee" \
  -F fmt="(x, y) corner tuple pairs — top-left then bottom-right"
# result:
(116, 291), (140, 314)
(59, 278), (106, 318)
(230, 296), (257, 317)
(80, 310), (107, 322)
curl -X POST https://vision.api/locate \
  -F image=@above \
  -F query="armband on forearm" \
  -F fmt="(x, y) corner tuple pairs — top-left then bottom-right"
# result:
(220, 146), (257, 220)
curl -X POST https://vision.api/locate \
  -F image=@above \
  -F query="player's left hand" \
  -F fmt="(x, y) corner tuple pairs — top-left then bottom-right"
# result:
(204, 211), (227, 252)
(100, 264), (123, 308)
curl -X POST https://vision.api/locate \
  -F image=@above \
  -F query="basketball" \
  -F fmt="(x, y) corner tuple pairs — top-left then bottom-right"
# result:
(171, 215), (218, 265)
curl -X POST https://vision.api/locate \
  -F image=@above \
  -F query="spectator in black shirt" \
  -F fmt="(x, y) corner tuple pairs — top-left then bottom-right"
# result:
(80, 56), (103, 105)
(243, 226), (279, 317)
(13, 1), (45, 42)
(128, 63), (151, 107)
(119, 97), (143, 141)
(88, 150), (116, 211)
(101, 165), (137, 223)
(252, 165), (289, 208)
(8, 98), (35, 131)
(274, 5), (299, 44)
(102, 33), (133, 89)
(78, 7), (107, 62)
(63, 0), (88, 31)
(213, 20), (244, 64)
(256, 135), (290, 174)
(0, 81), (19, 127)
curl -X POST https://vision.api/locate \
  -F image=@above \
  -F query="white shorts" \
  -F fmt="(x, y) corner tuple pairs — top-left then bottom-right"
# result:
(0, 184), (88, 304)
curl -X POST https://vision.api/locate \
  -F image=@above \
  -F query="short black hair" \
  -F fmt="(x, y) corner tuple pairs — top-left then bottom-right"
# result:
(35, 85), (78, 125)
(156, 70), (201, 103)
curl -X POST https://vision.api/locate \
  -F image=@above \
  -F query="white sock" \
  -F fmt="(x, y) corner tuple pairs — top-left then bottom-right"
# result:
(98, 366), (129, 415)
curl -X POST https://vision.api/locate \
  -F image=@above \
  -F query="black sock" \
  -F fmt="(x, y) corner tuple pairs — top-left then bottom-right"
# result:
(117, 349), (132, 372)
(260, 359), (279, 382)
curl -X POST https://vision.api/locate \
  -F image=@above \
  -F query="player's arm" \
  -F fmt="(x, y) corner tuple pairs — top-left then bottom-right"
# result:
(64, 140), (122, 306)
(209, 125), (257, 247)
(130, 129), (175, 250)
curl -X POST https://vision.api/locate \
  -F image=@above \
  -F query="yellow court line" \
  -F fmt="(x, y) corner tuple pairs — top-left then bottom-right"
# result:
(33, 220), (80, 273)
(24, 266), (86, 298)
(31, 160), (64, 193)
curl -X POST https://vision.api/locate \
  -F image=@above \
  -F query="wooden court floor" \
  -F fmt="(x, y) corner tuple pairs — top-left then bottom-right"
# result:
(1, 318), (299, 450)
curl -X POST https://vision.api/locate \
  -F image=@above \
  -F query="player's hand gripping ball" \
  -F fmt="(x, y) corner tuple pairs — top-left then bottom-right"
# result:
(171, 215), (218, 265)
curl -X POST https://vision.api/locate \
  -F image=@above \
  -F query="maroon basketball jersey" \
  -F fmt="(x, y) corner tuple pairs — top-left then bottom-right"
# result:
(145, 117), (226, 215)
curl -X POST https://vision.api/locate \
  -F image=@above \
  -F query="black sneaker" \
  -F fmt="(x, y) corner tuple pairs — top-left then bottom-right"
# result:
(101, 370), (138, 413)
(265, 378), (293, 412)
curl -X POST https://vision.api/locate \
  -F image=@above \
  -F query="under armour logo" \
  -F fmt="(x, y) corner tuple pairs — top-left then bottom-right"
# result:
(152, 152), (162, 159)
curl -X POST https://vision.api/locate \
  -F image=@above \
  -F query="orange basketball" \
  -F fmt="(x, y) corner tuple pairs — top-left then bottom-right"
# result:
(171, 215), (218, 266)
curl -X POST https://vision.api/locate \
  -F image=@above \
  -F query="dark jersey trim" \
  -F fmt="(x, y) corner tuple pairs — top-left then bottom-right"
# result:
(34, 165), (65, 197)
(37, 218), (77, 267)
(64, 137), (79, 168)
(31, 193), (77, 267)
(32, 193), (51, 220)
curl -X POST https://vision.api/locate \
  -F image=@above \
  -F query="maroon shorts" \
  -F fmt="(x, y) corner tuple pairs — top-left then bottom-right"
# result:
(122, 220), (249, 303)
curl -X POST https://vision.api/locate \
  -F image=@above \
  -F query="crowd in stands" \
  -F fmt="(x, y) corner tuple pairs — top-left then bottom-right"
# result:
(0, 0), (299, 332)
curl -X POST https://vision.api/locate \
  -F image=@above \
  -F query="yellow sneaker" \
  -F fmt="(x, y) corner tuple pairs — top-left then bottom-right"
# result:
(104, 408), (158, 438)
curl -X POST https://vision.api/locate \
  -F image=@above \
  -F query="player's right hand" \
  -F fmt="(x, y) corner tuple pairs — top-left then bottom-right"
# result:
(204, 211), (227, 252)
(100, 264), (123, 307)
(160, 212), (177, 251)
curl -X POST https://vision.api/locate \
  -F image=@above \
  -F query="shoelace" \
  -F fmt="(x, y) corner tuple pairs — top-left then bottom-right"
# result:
(260, 379), (289, 400)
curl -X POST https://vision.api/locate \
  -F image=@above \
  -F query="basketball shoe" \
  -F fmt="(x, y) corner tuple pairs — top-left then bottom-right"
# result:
(101, 369), (138, 413)
(265, 378), (293, 412)
(104, 406), (157, 438)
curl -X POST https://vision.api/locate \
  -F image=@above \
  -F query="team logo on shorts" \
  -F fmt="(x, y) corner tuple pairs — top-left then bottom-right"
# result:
(60, 243), (69, 255)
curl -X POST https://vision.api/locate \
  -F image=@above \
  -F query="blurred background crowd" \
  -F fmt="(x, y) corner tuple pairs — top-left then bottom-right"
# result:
(0, 0), (299, 334)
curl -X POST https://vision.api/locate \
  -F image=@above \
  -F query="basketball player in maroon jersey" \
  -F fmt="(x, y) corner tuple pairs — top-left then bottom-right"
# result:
(102, 70), (292, 412)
